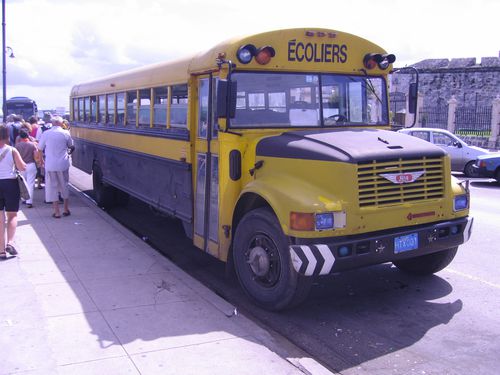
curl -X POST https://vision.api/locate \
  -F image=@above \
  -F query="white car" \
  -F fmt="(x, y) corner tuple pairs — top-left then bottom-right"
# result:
(397, 127), (489, 177)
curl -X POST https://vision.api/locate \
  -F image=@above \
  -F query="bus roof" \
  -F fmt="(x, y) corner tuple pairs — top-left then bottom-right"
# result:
(71, 28), (389, 97)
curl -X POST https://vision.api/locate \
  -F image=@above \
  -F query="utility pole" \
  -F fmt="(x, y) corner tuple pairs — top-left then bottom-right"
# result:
(2, 0), (6, 122)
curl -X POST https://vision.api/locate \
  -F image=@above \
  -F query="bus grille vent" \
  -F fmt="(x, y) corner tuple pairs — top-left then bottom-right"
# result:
(357, 157), (445, 208)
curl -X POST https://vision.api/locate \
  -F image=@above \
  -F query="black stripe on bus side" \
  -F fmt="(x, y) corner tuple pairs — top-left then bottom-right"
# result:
(71, 122), (190, 141)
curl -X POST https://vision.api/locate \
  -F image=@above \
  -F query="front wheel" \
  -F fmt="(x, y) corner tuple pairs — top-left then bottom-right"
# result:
(463, 161), (478, 177)
(233, 207), (312, 311)
(393, 247), (458, 275)
(92, 164), (116, 209)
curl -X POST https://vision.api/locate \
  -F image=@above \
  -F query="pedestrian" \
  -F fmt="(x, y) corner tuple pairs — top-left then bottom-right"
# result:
(15, 129), (39, 208)
(0, 124), (27, 259)
(14, 122), (34, 145)
(27, 116), (39, 139)
(7, 115), (23, 146)
(37, 116), (73, 218)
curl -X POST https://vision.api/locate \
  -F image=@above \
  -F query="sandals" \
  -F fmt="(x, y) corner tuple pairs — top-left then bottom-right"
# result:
(63, 210), (71, 217)
(52, 213), (61, 219)
(5, 244), (18, 256)
(0, 250), (6, 260)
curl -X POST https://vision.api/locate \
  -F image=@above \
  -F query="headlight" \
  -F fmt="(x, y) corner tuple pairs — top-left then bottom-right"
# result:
(454, 194), (468, 211)
(315, 213), (334, 231)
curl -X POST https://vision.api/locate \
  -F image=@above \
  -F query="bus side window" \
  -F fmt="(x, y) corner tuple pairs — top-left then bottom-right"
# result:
(90, 96), (97, 123)
(72, 98), (78, 121)
(138, 88), (151, 127)
(106, 94), (115, 125)
(98, 95), (105, 124)
(170, 84), (188, 128)
(127, 90), (137, 126)
(84, 97), (90, 122)
(116, 93), (125, 125)
(78, 98), (84, 122)
(153, 87), (168, 128)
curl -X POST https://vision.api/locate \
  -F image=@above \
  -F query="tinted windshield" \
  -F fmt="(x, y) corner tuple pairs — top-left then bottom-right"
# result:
(231, 72), (388, 128)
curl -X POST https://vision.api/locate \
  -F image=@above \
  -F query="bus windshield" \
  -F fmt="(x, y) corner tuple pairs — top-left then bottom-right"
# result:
(230, 72), (388, 128)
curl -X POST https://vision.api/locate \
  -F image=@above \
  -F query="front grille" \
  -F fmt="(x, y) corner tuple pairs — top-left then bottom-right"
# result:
(357, 157), (445, 208)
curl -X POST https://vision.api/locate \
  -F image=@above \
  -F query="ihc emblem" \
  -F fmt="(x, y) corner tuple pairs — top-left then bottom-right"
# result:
(379, 170), (424, 184)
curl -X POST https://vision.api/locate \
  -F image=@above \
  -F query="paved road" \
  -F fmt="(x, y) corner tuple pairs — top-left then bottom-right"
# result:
(79, 176), (500, 375)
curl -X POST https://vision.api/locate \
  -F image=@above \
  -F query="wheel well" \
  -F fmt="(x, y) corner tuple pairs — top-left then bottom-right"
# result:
(232, 193), (272, 239)
(226, 193), (273, 278)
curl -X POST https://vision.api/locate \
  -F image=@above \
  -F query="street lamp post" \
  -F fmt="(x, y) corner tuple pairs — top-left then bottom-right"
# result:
(2, 0), (6, 122)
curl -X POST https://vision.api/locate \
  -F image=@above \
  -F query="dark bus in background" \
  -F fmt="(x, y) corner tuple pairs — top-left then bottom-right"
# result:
(5, 96), (38, 120)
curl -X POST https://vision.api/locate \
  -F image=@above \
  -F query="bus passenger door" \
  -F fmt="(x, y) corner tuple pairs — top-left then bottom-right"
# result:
(193, 75), (220, 257)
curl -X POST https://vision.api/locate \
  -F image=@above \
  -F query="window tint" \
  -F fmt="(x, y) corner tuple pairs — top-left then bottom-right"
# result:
(98, 95), (105, 123)
(116, 93), (125, 125)
(127, 90), (137, 125)
(171, 84), (188, 128)
(153, 87), (168, 127)
(106, 94), (114, 124)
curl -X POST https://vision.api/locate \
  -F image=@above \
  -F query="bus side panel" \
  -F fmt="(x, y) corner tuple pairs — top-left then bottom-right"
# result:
(74, 139), (193, 223)
(72, 138), (94, 174)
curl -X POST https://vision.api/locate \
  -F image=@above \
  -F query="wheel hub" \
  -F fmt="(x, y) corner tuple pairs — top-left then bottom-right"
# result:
(247, 246), (271, 277)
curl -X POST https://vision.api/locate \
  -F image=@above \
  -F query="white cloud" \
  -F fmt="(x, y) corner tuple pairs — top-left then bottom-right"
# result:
(2, 0), (499, 111)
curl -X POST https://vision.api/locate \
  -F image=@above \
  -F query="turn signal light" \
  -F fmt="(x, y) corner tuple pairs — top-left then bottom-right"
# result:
(290, 212), (315, 231)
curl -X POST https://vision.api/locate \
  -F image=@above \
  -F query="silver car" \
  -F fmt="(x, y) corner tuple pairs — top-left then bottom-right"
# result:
(398, 127), (489, 177)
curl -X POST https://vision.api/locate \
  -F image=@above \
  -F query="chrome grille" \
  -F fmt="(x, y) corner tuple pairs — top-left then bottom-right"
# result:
(358, 157), (445, 208)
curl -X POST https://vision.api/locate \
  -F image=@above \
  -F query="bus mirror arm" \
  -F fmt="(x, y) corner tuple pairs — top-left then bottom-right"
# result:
(391, 66), (419, 128)
(216, 59), (237, 131)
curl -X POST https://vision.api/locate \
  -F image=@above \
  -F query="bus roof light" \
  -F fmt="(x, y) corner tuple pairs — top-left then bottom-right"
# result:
(305, 30), (315, 37)
(255, 46), (275, 65)
(237, 44), (257, 64)
(363, 53), (383, 70)
(377, 54), (396, 70)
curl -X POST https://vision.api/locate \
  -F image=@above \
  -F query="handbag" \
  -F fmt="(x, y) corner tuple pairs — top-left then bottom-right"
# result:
(0, 145), (31, 201)
(16, 171), (31, 201)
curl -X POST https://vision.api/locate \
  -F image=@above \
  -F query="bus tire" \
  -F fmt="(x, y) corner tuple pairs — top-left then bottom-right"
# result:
(114, 189), (130, 207)
(92, 164), (115, 209)
(393, 247), (458, 275)
(233, 207), (312, 311)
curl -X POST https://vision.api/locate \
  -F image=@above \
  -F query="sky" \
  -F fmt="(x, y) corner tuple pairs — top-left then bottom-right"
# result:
(2, 0), (499, 111)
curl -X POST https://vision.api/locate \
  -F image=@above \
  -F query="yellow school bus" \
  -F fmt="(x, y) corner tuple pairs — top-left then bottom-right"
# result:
(70, 28), (473, 310)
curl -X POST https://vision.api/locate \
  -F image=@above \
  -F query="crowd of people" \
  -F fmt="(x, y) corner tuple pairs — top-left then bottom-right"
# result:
(0, 113), (74, 259)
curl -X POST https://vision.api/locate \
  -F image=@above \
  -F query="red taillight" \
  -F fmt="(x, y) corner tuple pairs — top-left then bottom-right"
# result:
(255, 46), (275, 65)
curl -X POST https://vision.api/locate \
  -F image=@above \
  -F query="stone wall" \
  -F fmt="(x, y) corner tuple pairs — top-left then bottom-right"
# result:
(389, 56), (500, 108)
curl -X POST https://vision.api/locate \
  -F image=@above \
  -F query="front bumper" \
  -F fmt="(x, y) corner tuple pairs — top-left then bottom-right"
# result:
(290, 216), (473, 276)
(472, 165), (495, 178)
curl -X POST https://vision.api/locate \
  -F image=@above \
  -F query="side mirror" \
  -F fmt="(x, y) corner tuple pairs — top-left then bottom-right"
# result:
(408, 83), (417, 114)
(216, 80), (237, 121)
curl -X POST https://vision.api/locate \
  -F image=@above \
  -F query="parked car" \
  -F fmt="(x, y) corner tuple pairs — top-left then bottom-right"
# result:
(474, 153), (500, 182)
(397, 127), (489, 176)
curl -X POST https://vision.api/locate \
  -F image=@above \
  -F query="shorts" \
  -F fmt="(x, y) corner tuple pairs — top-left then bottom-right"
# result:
(0, 178), (20, 212)
(45, 170), (70, 203)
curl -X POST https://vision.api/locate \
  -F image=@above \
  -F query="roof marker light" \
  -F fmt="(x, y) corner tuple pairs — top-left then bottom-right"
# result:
(237, 44), (257, 64)
(255, 46), (275, 65)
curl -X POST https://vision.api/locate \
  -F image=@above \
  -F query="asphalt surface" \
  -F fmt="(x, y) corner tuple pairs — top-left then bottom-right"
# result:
(82, 176), (500, 375)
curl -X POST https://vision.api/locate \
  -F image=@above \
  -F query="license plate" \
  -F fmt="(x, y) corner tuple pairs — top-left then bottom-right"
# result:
(394, 233), (419, 254)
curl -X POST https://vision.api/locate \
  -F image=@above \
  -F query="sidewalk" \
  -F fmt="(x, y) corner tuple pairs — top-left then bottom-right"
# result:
(0, 168), (332, 375)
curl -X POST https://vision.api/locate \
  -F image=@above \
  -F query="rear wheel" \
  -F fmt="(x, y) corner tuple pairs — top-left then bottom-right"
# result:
(393, 247), (458, 275)
(463, 161), (478, 177)
(495, 169), (500, 184)
(233, 207), (312, 311)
